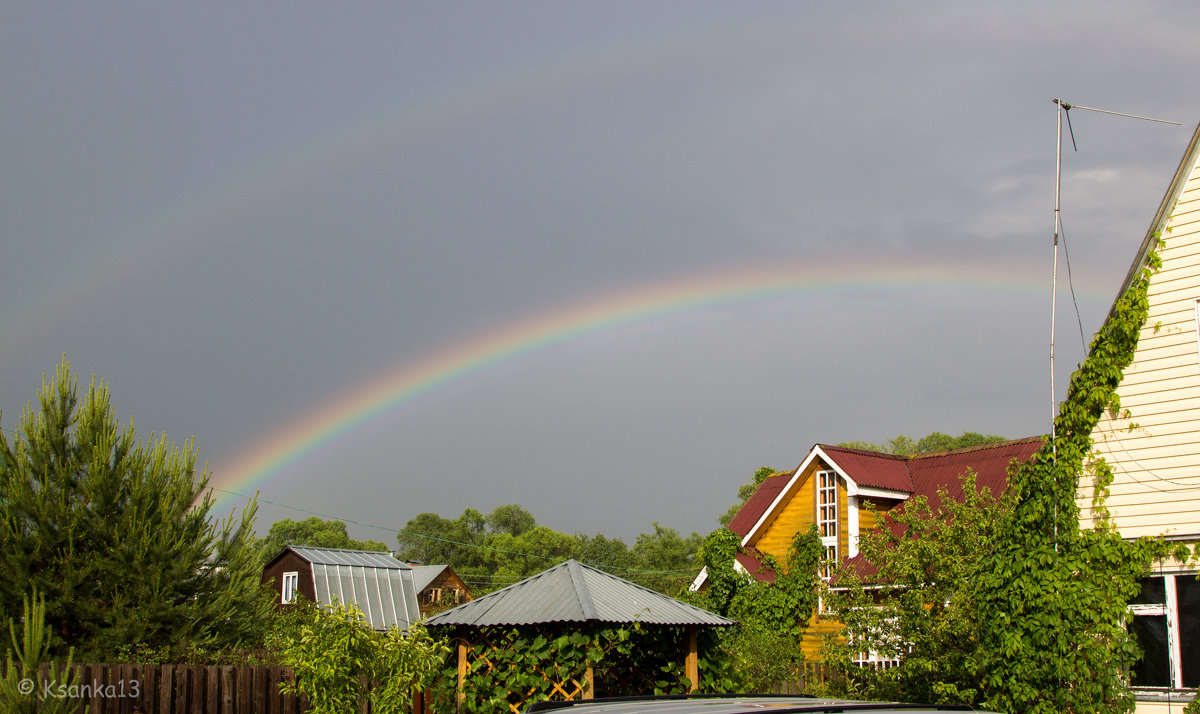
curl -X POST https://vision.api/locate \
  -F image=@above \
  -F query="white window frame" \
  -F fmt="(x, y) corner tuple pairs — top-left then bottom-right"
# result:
(816, 470), (838, 581)
(282, 571), (299, 604)
(1128, 572), (1195, 690)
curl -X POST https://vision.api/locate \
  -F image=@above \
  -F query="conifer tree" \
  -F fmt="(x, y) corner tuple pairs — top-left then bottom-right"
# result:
(0, 359), (269, 659)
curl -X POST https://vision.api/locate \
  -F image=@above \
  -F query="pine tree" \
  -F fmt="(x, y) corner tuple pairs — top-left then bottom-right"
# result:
(0, 358), (269, 660)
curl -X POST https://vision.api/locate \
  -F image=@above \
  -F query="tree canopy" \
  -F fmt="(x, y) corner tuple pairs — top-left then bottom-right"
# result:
(0, 359), (267, 660)
(392, 505), (700, 595)
(837, 430), (1006, 456)
(254, 516), (389, 565)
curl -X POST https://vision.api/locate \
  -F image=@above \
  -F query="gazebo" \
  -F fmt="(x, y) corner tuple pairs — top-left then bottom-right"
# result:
(425, 559), (734, 711)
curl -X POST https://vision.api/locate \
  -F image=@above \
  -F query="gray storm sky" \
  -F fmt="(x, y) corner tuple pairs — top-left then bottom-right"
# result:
(3, 2), (1199, 544)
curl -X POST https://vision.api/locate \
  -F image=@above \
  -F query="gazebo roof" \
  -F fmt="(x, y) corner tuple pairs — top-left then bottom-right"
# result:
(425, 559), (734, 628)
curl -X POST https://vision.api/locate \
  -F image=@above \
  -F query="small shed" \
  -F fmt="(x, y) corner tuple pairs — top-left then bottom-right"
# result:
(262, 545), (422, 631)
(426, 559), (734, 711)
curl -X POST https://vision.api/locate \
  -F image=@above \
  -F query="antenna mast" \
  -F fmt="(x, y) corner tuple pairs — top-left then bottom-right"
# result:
(1048, 100), (1179, 440)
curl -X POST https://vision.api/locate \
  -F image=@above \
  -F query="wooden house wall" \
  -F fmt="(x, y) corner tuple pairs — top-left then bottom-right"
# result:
(261, 551), (316, 605)
(747, 459), (821, 558)
(418, 569), (474, 616)
(1081, 156), (1200, 540)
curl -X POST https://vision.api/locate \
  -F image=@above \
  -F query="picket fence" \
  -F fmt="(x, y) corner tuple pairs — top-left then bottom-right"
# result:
(2, 662), (308, 714)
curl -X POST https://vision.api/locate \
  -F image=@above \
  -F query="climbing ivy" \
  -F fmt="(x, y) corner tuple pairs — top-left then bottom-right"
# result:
(687, 525), (823, 692)
(428, 622), (733, 713)
(972, 239), (1168, 714)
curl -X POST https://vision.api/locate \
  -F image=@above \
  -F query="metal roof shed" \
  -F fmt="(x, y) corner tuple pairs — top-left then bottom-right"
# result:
(261, 545), (422, 631)
(426, 560), (734, 707)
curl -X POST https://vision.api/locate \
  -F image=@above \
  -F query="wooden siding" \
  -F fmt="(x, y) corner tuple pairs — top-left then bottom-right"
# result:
(748, 459), (821, 558)
(1080, 158), (1200, 539)
(748, 458), (850, 561)
(261, 551), (316, 605)
(418, 568), (474, 617)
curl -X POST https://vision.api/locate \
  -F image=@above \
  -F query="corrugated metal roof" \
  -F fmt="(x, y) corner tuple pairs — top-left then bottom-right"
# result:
(726, 471), (792, 538)
(426, 560), (734, 628)
(834, 437), (1044, 583)
(288, 546), (407, 569)
(285, 546), (422, 631)
(818, 446), (913, 492)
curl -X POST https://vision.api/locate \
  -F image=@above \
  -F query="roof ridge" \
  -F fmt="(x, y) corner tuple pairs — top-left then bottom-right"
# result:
(817, 444), (908, 460)
(290, 545), (395, 555)
(906, 435), (1044, 460)
(566, 560), (598, 620)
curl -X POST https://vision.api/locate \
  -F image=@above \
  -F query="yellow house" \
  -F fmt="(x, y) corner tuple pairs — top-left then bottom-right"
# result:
(1076, 120), (1200, 706)
(697, 437), (1042, 659)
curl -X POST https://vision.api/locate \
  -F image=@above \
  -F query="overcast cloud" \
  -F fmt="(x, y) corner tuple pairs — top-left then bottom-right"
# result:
(3, 2), (1199, 543)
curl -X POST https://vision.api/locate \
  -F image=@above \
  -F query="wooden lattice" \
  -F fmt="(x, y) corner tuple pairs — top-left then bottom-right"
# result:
(458, 630), (590, 713)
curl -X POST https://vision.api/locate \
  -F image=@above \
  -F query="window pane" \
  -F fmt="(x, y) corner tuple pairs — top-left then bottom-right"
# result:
(1178, 576), (1200, 688)
(1131, 577), (1165, 605)
(1129, 615), (1170, 687)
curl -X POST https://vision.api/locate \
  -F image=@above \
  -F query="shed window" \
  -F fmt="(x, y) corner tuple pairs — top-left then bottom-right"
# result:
(1128, 574), (1199, 689)
(282, 571), (299, 604)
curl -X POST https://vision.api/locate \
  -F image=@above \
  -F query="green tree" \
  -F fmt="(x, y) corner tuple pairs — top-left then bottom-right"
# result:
(395, 508), (487, 570)
(572, 533), (639, 575)
(1, 589), (77, 714)
(0, 359), (268, 660)
(278, 602), (447, 714)
(256, 517), (388, 564)
(485, 504), (537, 537)
(633, 523), (702, 594)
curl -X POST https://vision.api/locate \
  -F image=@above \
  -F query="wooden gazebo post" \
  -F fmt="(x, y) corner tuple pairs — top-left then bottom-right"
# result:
(684, 625), (698, 693)
(456, 629), (468, 711)
(583, 655), (595, 700)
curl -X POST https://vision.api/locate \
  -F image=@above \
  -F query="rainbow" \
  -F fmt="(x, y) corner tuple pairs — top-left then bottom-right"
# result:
(208, 257), (1105, 512)
(3, 11), (785, 356)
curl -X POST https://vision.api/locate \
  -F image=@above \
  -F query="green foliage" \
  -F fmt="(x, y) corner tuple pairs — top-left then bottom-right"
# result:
(632, 523), (703, 594)
(689, 526), (823, 691)
(970, 247), (1167, 713)
(1, 589), (77, 714)
(395, 507), (700, 596)
(485, 504), (537, 537)
(255, 517), (388, 565)
(278, 601), (447, 714)
(823, 469), (1014, 706)
(430, 622), (720, 713)
(0, 359), (269, 661)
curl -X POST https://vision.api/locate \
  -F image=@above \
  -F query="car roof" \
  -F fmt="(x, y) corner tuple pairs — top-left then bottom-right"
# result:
(524, 694), (987, 714)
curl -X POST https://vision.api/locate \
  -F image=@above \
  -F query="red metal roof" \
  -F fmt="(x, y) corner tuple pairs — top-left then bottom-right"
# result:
(834, 436), (1045, 583)
(735, 548), (776, 584)
(817, 446), (912, 492)
(726, 469), (793, 538)
(723, 437), (1046, 585)
(906, 436), (1043, 509)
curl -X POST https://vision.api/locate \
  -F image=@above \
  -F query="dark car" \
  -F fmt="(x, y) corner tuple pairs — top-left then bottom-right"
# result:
(525, 694), (998, 713)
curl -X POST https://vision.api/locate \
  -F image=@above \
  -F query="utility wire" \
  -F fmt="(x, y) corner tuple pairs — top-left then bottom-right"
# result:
(1056, 216), (1088, 352)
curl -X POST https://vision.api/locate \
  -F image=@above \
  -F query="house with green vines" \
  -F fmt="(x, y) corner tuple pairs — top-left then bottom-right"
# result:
(1076, 120), (1200, 706)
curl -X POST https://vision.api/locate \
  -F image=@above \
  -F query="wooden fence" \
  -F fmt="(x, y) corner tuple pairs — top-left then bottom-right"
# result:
(1, 662), (308, 714)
